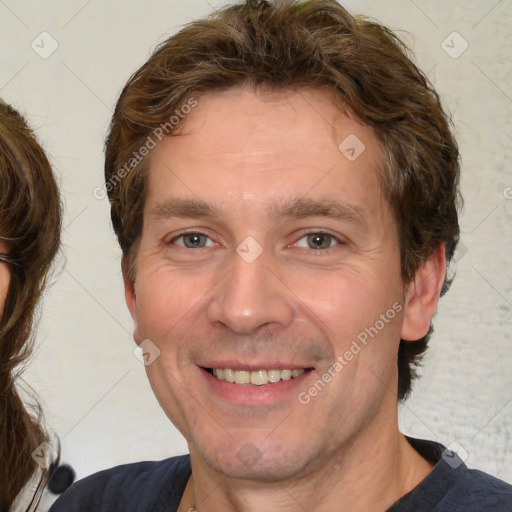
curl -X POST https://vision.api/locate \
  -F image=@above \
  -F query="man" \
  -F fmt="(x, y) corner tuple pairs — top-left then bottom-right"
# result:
(51, 0), (512, 510)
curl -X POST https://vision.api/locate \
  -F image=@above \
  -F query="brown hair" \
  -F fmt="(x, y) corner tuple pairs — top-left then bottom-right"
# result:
(104, 0), (461, 400)
(0, 99), (61, 509)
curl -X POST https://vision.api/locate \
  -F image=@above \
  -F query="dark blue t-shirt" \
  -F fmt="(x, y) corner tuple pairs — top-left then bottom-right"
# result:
(50, 438), (512, 511)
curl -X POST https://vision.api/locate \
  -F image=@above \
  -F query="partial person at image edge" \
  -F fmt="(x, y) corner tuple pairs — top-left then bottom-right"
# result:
(0, 99), (62, 511)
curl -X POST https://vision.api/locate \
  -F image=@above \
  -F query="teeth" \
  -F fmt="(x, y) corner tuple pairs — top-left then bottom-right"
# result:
(281, 369), (292, 381)
(250, 370), (268, 385)
(211, 368), (306, 385)
(223, 369), (235, 383)
(267, 369), (282, 383)
(234, 370), (250, 384)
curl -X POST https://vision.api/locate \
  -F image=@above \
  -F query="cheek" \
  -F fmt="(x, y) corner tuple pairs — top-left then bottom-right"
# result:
(285, 264), (402, 339)
(0, 264), (10, 316)
(134, 269), (210, 339)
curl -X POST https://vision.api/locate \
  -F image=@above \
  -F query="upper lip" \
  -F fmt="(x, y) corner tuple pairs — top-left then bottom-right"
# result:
(198, 360), (316, 371)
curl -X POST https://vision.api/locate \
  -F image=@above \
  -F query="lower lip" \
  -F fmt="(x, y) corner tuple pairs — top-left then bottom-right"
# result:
(199, 367), (314, 405)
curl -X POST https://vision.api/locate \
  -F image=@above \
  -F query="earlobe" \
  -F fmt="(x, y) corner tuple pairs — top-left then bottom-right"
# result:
(400, 244), (446, 342)
(123, 267), (141, 345)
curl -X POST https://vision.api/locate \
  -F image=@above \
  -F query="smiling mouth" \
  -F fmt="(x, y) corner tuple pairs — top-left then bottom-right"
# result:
(205, 368), (313, 385)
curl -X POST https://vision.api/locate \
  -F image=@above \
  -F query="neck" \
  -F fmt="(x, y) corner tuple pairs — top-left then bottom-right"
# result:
(180, 416), (433, 512)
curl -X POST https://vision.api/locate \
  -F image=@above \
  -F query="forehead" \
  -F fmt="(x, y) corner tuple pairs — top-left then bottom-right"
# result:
(145, 86), (385, 221)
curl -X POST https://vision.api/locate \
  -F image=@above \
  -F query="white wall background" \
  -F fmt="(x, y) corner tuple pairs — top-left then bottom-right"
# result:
(1, 0), (511, 497)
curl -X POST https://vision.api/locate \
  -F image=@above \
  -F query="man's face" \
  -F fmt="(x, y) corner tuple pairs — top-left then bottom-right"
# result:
(126, 86), (412, 480)
(0, 242), (10, 317)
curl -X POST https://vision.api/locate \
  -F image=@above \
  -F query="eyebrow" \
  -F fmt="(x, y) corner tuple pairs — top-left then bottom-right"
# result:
(150, 197), (366, 227)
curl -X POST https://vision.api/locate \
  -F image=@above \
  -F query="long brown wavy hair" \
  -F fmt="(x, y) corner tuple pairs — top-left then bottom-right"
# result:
(104, 0), (461, 400)
(0, 99), (61, 509)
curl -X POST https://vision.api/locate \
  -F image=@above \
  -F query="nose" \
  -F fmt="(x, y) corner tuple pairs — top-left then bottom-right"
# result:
(207, 247), (295, 335)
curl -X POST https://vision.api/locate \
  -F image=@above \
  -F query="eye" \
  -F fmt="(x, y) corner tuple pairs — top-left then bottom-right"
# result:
(294, 232), (342, 250)
(170, 232), (216, 249)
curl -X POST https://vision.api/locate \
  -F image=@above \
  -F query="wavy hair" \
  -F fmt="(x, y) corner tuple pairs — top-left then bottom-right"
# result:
(0, 99), (62, 509)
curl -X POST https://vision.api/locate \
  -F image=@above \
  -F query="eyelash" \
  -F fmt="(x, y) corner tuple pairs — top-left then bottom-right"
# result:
(293, 230), (345, 251)
(168, 231), (217, 249)
(167, 230), (346, 251)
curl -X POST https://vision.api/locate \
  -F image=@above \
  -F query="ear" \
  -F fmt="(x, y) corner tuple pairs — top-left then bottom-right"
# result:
(123, 262), (141, 345)
(401, 244), (446, 341)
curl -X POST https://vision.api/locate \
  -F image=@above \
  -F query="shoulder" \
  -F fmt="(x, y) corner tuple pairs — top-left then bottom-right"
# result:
(397, 437), (512, 511)
(49, 454), (191, 512)
(449, 468), (512, 509)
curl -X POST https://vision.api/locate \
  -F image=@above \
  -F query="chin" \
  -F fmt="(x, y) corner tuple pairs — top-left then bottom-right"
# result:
(192, 436), (318, 482)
